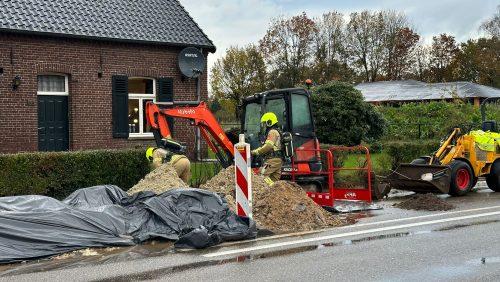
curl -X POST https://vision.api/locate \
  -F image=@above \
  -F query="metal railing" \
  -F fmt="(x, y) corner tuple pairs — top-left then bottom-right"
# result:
(385, 122), (482, 140)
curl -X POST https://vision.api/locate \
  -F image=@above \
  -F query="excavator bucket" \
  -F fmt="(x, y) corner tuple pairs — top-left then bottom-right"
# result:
(382, 164), (451, 194)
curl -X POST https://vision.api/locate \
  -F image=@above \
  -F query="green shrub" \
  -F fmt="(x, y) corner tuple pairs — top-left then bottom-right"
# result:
(311, 81), (386, 146)
(0, 149), (149, 199)
(377, 101), (500, 141)
(382, 140), (440, 169)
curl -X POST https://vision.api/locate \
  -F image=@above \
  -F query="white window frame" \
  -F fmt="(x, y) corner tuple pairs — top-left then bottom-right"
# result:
(37, 73), (69, 96)
(128, 77), (156, 137)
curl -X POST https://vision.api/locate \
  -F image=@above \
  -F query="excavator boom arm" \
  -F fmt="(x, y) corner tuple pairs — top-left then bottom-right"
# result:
(145, 101), (234, 168)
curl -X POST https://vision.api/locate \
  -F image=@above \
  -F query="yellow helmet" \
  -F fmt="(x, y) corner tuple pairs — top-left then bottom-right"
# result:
(261, 112), (278, 127)
(145, 147), (155, 161)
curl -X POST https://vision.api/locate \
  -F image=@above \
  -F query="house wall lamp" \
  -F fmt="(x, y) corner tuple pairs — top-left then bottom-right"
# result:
(12, 75), (21, 90)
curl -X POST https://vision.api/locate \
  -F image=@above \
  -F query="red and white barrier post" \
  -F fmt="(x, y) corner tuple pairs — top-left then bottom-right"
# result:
(235, 134), (252, 218)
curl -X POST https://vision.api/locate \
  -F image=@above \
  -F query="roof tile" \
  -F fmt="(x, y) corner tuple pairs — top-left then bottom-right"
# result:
(0, 0), (215, 51)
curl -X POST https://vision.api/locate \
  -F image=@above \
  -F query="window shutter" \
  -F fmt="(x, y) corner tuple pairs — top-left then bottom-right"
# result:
(112, 75), (129, 138)
(158, 77), (174, 134)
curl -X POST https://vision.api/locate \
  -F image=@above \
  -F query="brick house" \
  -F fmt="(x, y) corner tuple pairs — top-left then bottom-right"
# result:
(0, 0), (215, 157)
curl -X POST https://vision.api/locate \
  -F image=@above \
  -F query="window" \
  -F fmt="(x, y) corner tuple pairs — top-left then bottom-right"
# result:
(37, 74), (68, 95)
(266, 98), (286, 129)
(291, 94), (312, 132)
(128, 77), (155, 136)
(243, 98), (287, 149)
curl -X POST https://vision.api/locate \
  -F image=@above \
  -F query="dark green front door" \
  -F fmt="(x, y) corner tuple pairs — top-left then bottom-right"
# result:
(38, 95), (69, 151)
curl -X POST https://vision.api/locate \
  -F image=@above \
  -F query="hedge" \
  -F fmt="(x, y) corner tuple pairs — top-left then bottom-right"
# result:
(377, 101), (500, 141)
(0, 149), (149, 199)
(318, 141), (440, 174)
(382, 140), (440, 169)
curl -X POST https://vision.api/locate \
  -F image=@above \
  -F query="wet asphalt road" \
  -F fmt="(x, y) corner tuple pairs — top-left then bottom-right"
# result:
(161, 218), (500, 282)
(2, 184), (500, 282)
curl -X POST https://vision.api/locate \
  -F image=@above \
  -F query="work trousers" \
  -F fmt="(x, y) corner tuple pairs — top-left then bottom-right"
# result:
(172, 157), (191, 184)
(260, 157), (283, 185)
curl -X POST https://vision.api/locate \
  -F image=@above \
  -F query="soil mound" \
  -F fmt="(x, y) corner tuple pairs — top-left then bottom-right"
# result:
(127, 163), (188, 195)
(200, 166), (344, 231)
(394, 193), (455, 211)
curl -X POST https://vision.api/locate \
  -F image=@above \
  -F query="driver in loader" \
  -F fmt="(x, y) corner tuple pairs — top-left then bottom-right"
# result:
(251, 112), (282, 186)
(146, 139), (191, 184)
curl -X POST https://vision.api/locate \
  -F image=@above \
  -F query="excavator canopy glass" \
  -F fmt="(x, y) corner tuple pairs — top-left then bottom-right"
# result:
(241, 88), (316, 154)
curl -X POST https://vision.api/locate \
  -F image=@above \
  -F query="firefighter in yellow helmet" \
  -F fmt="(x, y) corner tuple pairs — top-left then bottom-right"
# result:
(251, 112), (282, 186)
(145, 139), (191, 184)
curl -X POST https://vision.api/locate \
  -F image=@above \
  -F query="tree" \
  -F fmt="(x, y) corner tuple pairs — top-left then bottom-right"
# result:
(345, 11), (386, 82)
(429, 33), (459, 82)
(311, 81), (386, 145)
(344, 10), (412, 82)
(453, 37), (500, 88)
(210, 45), (267, 119)
(259, 12), (317, 88)
(481, 5), (500, 38)
(207, 96), (221, 113)
(381, 11), (414, 80)
(311, 11), (355, 83)
(411, 43), (432, 81)
(386, 27), (420, 80)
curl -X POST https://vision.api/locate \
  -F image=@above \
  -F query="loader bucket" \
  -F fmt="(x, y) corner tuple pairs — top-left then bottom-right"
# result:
(382, 164), (451, 194)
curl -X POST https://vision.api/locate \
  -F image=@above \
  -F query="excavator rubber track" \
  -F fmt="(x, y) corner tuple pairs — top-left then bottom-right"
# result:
(382, 164), (451, 194)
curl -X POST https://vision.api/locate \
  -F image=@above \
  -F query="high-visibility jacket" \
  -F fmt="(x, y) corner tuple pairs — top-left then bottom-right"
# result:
(470, 130), (500, 151)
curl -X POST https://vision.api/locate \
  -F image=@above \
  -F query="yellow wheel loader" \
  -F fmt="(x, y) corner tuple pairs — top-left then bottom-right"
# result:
(383, 100), (500, 196)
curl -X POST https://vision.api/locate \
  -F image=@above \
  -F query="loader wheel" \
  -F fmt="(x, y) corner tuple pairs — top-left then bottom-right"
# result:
(486, 161), (500, 192)
(449, 160), (473, 196)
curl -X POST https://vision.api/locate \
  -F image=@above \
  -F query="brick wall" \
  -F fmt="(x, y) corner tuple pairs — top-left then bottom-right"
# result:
(0, 32), (210, 156)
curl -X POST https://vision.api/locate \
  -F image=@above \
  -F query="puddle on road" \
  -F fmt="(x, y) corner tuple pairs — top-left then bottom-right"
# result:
(0, 229), (277, 277)
(434, 219), (500, 231)
(92, 246), (321, 282)
(340, 212), (372, 221)
(0, 241), (175, 276)
(465, 256), (500, 265)
(411, 256), (500, 280)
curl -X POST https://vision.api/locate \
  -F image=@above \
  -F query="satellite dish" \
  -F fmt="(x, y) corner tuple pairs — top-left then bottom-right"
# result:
(178, 47), (205, 78)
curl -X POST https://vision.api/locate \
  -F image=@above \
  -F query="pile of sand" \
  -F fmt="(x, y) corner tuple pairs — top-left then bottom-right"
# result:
(394, 193), (455, 211)
(200, 166), (344, 232)
(127, 163), (188, 195)
(127, 164), (344, 232)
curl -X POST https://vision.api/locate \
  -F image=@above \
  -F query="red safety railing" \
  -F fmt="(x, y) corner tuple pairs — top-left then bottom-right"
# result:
(291, 146), (372, 207)
(292, 148), (335, 206)
(329, 146), (372, 204)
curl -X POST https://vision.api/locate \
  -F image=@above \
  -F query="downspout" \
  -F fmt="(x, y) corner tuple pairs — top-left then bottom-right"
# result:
(196, 48), (203, 161)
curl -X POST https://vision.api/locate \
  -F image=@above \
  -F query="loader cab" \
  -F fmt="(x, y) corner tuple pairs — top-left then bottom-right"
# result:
(241, 88), (320, 171)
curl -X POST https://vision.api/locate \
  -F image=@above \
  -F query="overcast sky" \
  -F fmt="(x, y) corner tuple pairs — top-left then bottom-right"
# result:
(178, 0), (498, 81)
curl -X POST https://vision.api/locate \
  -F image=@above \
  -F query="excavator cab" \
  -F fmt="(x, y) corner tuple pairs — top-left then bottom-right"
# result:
(240, 88), (322, 173)
(241, 88), (381, 209)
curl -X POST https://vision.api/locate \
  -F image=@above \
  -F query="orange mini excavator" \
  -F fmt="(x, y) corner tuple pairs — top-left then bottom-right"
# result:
(145, 88), (387, 210)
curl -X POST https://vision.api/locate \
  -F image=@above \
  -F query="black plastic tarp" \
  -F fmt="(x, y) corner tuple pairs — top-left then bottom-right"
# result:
(0, 185), (256, 263)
